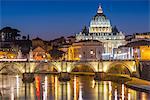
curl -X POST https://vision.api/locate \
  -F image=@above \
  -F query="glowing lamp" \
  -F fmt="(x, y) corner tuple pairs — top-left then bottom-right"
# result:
(90, 50), (94, 55)
(79, 55), (82, 58)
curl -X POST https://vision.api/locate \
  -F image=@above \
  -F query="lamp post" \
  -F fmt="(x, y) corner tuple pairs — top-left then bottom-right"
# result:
(79, 54), (82, 61)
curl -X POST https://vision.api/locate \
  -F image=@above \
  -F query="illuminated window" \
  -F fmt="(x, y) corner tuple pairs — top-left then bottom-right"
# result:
(79, 54), (82, 58)
(90, 50), (94, 55)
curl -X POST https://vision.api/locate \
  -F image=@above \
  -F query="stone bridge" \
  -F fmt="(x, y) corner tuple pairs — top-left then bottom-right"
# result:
(0, 60), (139, 77)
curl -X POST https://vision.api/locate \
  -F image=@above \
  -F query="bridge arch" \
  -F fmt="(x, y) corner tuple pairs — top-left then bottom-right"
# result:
(107, 62), (132, 75)
(34, 62), (58, 73)
(70, 62), (95, 72)
(0, 63), (23, 75)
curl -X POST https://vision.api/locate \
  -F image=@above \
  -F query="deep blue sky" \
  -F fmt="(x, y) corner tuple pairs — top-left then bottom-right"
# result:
(0, 0), (150, 40)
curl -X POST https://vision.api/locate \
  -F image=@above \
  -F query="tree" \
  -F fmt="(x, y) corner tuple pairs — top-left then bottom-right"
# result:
(22, 36), (26, 40)
(0, 27), (12, 41)
(0, 27), (12, 33)
(49, 49), (65, 60)
(11, 28), (21, 40)
(0, 27), (21, 41)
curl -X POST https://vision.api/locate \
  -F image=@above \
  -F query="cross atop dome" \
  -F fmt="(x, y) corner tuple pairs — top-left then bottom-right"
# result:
(97, 4), (103, 14)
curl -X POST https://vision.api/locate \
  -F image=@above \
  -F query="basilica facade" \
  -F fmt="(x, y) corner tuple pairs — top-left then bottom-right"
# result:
(76, 5), (126, 58)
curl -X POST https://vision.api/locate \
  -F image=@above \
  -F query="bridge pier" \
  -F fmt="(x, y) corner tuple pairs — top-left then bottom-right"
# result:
(22, 73), (35, 83)
(58, 72), (71, 82)
(94, 72), (107, 81)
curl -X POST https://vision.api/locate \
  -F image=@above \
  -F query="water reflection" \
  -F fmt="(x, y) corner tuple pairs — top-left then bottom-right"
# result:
(115, 89), (117, 100)
(43, 76), (47, 100)
(0, 74), (150, 100)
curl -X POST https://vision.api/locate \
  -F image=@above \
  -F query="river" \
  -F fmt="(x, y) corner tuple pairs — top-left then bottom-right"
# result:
(0, 75), (150, 100)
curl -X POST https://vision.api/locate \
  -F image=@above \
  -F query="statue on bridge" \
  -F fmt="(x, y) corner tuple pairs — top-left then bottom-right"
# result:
(28, 48), (33, 60)
(17, 49), (22, 59)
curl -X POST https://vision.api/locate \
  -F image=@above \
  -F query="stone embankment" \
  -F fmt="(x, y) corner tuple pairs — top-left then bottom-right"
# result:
(140, 61), (150, 81)
(125, 77), (150, 92)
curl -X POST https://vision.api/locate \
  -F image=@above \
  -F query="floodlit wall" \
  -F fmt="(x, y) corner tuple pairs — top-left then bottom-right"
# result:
(140, 46), (150, 60)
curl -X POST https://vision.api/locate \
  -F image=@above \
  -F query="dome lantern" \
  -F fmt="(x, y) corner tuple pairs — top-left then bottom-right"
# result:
(97, 4), (103, 14)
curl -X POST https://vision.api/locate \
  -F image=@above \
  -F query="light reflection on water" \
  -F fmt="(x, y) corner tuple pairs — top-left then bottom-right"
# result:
(0, 75), (150, 100)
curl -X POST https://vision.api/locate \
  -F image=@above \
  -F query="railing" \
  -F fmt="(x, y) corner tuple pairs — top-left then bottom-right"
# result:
(0, 59), (27, 62)
(0, 58), (136, 62)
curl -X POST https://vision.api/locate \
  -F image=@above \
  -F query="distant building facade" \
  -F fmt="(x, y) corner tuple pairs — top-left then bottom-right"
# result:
(32, 37), (45, 49)
(114, 32), (150, 60)
(32, 46), (48, 60)
(32, 37), (52, 52)
(113, 40), (150, 60)
(125, 32), (150, 42)
(76, 5), (126, 57)
(66, 36), (76, 44)
(67, 40), (104, 61)
(113, 47), (134, 60)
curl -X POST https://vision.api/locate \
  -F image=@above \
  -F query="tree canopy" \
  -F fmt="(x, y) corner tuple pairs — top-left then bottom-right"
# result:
(49, 49), (65, 60)
(0, 26), (21, 41)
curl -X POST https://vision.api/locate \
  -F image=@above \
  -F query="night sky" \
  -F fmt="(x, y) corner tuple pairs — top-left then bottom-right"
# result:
(0, 0), (149, 40)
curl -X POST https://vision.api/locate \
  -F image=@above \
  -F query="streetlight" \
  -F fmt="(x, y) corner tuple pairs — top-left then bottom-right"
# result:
(90, 50), (94, 55)
(79, 54), (82, 60)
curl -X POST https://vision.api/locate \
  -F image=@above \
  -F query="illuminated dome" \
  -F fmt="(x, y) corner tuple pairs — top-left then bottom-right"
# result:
(89, 5), (112, 33)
